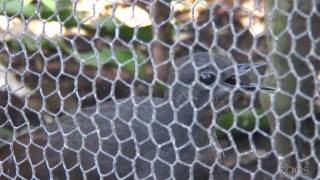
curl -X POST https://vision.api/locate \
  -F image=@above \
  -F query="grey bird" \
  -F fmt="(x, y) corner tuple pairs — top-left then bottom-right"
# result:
(0, 51), (274, 179)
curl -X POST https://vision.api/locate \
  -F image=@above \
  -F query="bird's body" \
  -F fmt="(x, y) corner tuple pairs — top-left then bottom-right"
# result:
(0, 51), (273, 179)
(1, 97), (217, 179)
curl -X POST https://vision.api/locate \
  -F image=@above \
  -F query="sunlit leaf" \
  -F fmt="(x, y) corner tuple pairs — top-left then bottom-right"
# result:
(42, 0), (56, 12)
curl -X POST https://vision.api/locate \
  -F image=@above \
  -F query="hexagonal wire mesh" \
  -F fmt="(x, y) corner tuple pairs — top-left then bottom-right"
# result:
(0, 0), (319, 179)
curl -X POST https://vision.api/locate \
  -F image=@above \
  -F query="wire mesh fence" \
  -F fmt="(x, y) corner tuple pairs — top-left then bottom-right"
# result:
(0, 0), (319, 179)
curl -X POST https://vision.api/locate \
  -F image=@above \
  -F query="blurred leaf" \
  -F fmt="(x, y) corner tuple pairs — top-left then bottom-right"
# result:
(154, 82), (167, 95)
(51, 0), (74, 26)
(58, 11), (77, 27)
(236, 111), (257, 131)
(119, 26), (134, 40)
(137, 26), (153, 42)
(35, 37), (60, 52)
(100, 16), (153, 42)
(22, 35), (37, 51)
(217, 112), (234, 130)
(0, 0), (35, 16)
(7, 39), (23, 53)
(39, 6), (56, 20)
(39, 0), (71, 20)
(21, 4), (36, 17)
(102, 19), (117, 32)
(56, 0), (72, 11)
(217, 108), (269, 132)
(42, 0), (56, 12)
(60, 41), (146, 77)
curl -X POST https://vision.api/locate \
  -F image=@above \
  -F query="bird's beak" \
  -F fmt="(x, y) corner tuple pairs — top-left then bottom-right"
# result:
(237, 63), (267, 75)
(239, 83), (276, 91)
(237, 63), (276, 91)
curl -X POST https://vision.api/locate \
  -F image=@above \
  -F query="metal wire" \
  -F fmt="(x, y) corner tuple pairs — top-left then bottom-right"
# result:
(0, 0), (319, 179)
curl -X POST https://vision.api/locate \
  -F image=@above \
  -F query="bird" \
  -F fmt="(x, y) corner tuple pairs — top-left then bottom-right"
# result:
(0, 51), (274, 179)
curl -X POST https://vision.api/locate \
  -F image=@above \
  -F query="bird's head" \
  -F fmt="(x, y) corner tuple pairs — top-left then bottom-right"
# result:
(165, 51), (275, 110)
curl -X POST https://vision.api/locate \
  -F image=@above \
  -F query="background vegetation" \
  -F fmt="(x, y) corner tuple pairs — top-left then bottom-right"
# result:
(0, 0), (272, 151)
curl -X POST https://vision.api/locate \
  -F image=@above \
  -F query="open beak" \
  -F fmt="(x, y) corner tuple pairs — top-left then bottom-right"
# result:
(237, 63), (276, 91)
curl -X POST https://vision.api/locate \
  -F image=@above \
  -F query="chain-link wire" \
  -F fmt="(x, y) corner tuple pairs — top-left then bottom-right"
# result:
(0, 0), (319, 179)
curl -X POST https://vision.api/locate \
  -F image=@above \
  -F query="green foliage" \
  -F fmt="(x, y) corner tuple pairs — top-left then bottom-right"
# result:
(22, 35), (37, 51)
(0, 0), (72, 20)
(216, 108), (270, 138)
(102, 21), (153, 42)
(0, 0), (35, 16)
(63, 43), (146, 77)
(42, 0), (56, 12)
(1, 0), (152, 79)
(137, 26), (153, 42)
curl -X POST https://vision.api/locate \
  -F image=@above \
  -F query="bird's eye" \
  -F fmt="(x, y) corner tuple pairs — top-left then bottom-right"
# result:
(199, 72), (216, 85)
(225, 75), (237, 85)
